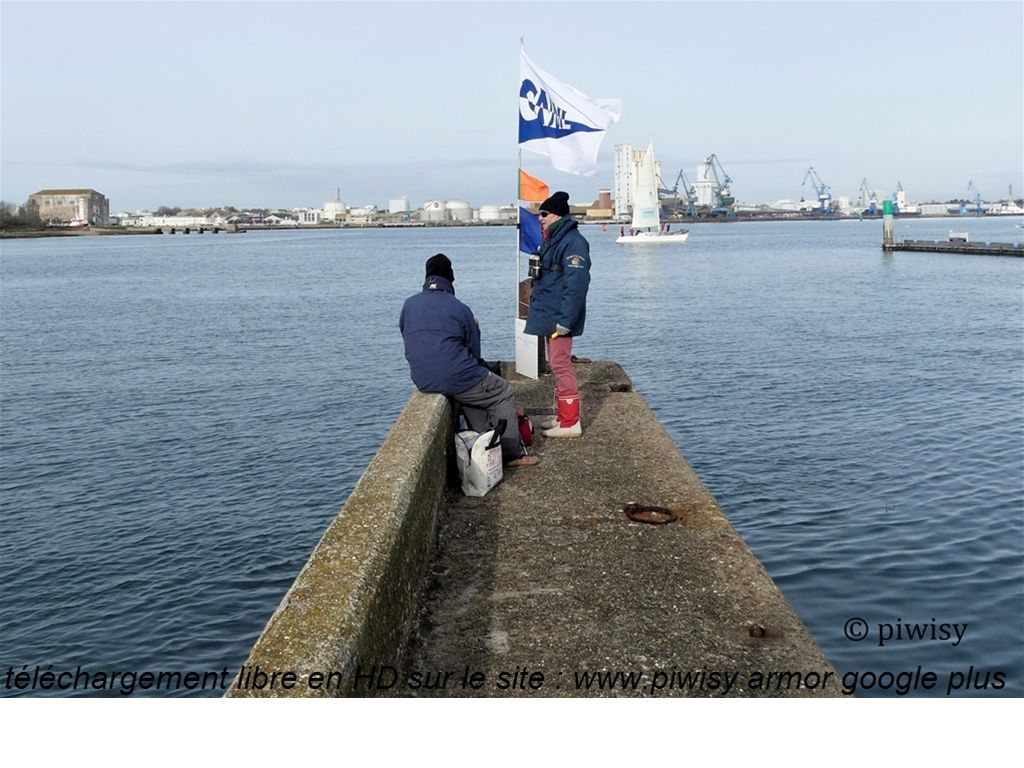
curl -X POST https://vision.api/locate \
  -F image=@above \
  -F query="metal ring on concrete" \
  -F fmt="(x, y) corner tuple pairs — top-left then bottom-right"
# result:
(623, 502), (678, 525)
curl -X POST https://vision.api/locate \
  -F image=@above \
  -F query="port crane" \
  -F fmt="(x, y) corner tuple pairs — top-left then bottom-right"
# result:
(892, 181), (907, 213)
(802, 167), (832, 214)
(702, 154), (735, 211)
(658, 168), (698, 217)
(967, 181), (983, 214)
(859, 178), (878, 214)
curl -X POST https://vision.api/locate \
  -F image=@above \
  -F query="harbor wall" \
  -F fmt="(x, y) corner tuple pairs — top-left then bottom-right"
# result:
(226, 391), (452, 698)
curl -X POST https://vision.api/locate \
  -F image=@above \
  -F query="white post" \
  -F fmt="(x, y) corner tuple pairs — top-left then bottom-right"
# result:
(515, 148), (540, 379)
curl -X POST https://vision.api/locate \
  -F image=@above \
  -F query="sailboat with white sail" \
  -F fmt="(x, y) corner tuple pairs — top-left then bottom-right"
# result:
(616, 141), (689, 244)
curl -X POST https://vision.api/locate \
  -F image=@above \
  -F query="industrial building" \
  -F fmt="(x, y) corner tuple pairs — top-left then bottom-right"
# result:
(586, 189), (614, 219)
(693, 155), (734, 210)
(27, 188), (109, 226)
(614, 144), (663, 220)
(614, 145), (735, 220)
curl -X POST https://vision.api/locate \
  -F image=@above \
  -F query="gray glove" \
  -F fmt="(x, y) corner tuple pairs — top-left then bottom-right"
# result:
(554, 323), (571, 337)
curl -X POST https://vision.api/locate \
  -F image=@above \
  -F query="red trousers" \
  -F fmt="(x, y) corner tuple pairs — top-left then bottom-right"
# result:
(547, 335), (577, 399)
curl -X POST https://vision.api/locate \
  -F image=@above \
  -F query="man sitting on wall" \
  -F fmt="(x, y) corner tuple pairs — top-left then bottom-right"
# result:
(400, 253), (539, 468)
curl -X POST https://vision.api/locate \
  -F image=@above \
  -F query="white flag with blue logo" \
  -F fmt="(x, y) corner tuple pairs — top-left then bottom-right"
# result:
(519, 51), (622, 176)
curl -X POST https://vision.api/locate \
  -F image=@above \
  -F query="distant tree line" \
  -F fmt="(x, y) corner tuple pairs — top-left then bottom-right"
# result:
(0, 201), (42, 230)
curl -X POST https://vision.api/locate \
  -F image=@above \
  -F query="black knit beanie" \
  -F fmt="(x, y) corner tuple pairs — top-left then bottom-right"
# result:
(425, 253), (455, 283)
(539, 191), (570, 217)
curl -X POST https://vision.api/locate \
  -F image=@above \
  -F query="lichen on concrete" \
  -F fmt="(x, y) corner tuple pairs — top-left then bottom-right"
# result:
(227, 391), (451, 697)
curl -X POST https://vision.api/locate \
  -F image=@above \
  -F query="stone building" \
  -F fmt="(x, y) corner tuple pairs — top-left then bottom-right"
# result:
(28, 189), (109, 226)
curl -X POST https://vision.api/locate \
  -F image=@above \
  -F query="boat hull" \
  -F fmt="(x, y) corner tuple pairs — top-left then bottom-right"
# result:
(616, 231), (690, 244)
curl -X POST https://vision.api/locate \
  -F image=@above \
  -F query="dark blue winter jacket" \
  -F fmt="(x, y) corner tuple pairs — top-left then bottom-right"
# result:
(524, 217), (591, 337)
(399, 276), (488, 395)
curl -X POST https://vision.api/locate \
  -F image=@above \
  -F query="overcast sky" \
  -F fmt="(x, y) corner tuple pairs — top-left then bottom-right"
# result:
(2, 1), (1021, 211)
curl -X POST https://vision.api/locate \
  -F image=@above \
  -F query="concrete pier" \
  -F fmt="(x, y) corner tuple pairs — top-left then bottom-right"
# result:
(882, 238), (1022, 257)
(230, 361), (838, 697)
(401, 362), (837, 697)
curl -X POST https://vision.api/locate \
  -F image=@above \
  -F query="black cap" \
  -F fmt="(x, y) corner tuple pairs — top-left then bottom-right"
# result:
(539, 191), (570, 217)
(425, 253), (454, 283)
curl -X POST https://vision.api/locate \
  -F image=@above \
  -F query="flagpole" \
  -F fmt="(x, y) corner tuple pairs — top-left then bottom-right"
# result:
(516, 38), (541, 379)
(516, 37), (524, 316)
(516, 147), (522, 288)
(515, 39), (539, 379)
(517, 35), (523, 292)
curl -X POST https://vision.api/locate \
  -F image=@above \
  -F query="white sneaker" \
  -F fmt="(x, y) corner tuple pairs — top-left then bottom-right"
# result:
(535, 416), (558, 429)
(543, 421), (582, 438)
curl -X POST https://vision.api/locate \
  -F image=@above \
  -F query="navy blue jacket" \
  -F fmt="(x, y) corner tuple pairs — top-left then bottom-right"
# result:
(524, 217), (591, 337)
(399, 276), (488, 395)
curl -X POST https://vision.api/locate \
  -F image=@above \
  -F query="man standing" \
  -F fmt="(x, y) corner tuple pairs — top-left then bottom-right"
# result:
(525, 191), (591, 438)
(400, 253), (538, 467)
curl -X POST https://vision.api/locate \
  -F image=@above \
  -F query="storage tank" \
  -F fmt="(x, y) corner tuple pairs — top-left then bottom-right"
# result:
(478, 204), (502, 222)
(323, 200), (347, 221)
(445, 200), (472, 222)
(421, 200), (446, 223)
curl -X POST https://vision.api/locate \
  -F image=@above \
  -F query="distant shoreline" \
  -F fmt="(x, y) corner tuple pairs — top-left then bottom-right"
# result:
(1, 213), (1014, 239)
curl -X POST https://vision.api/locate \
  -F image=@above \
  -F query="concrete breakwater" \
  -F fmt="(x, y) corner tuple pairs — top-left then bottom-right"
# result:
(229, 361), (839, 697)
(883, 238), (1022, 257)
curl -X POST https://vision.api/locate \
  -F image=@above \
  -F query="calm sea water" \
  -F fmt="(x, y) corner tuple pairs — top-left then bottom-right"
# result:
(2, 218), (1022, 697)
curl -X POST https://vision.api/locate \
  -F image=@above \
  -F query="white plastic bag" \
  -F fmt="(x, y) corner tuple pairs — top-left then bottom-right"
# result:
(454, 427), (503, 497)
